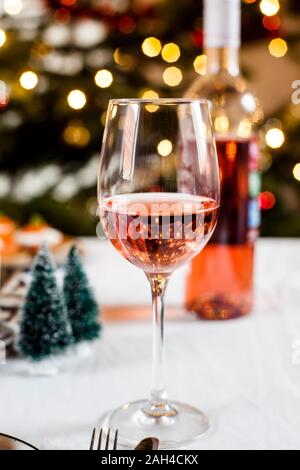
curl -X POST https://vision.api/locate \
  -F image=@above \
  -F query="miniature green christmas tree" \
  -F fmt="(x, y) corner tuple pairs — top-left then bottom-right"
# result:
(18, 244), (72, 361)
(63, 245), (101, 343)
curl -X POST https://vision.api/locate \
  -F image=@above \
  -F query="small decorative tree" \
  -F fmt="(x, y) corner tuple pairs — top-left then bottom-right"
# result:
(18, 244), (72, 361)
(63, 245), (101, 343)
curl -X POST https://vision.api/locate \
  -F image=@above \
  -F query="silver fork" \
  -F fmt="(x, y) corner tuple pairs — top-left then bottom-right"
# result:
(89, 428), (118, 450)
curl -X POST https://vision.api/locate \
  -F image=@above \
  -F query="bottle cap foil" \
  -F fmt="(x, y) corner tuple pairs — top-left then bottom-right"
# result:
(204, 0), (241, 48)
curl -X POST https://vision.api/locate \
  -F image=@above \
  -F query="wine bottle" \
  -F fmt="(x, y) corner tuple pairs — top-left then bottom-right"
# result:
(185, 0), (263, 320)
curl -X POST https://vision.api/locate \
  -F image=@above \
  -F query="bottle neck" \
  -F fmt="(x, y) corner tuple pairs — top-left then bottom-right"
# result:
(205, 47), (240, 77)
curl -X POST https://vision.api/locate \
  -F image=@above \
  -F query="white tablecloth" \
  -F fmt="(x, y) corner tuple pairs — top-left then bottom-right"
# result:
(1, 238), (300, 450)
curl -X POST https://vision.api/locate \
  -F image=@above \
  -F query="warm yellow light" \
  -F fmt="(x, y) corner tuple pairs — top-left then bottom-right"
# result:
(268, 38), (288, 58)
(0, 30), (7, 47)
(19, 71), (38, 90)
(95, 69), (113, 88)
(157, 139), (173, 157)
(140, 89), (159, 100)
(259, 0), (280, 16)
(161, 43), (180, 63)
(67, 89), (86, 110)
(141, 37), (162, 57)
(193, 54), (207, 75)
(63, 121), (90, 147)
(293, 163), (300, 182)
(113, 48), (133, 68)
(214, 115), (230, 133)
(113, 48), (123, 65)
(238, 119), (252, 138)
(163, 66), (182, 87)
(265, 128), (285, 148)
(140, 89), (159, 112)
(4, 0), (23, 15)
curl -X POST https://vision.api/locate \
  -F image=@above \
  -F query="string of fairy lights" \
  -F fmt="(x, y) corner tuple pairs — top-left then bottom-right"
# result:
(0, 0), (299, 196)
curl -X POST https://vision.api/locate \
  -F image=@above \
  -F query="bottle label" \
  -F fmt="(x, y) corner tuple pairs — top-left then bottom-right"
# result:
(248, 199), (261, 230)
(204, 0), (241, 48)
(249, 172), (261, 198)
(248, 138), (261, 241)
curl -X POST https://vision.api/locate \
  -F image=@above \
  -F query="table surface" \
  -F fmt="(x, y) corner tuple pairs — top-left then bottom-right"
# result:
(1, 237), (300, 450)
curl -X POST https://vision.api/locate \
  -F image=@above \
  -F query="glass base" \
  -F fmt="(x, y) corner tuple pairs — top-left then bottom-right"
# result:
(100, 399), (211, 449)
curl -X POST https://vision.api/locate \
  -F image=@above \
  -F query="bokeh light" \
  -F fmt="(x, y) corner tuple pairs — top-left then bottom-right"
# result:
(265, 128), (285, 148)
(0, 30), (7, 48)
(113, 49), (134, 68)
(19, 71), (38, 90)
(214, 115), (230, 133)
(53, 8), (71, 24)
(162, 67), (182, 87)
(269, 38), (288, 58)
(157, 139), (173, 157)
(238, 119), (252, 138)
(161, 43), (180, 63)
(259, 0), (280, 17)
(141, 37), (162, 57)
(140, 89), (159, 100)
(67, 89), (86, 110)
(118, 16), (136, 34)
(193, 54), (207, 75)
(259, 191), (276, 210)
(3, 0), (23, 15)
(140, 89), (159, 112)
(95, 69), (113, 88)
(259, 153), (273, 172)
(113, 48), (122, 64)
(63, 121), (90, 147)
(293, 163), (300, 182)
(263, 14), (280, 31)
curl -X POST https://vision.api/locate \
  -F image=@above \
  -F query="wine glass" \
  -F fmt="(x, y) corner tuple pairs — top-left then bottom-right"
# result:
(98, 98), (220, 449)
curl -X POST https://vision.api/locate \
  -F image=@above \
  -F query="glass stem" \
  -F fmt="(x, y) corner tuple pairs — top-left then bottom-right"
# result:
(143, 274), (177, 418)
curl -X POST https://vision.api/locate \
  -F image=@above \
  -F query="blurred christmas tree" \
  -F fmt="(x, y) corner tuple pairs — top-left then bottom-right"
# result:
(0, 0), (299, 236)
(63, 245), (101, 342)
(19, 243), (72, 360)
